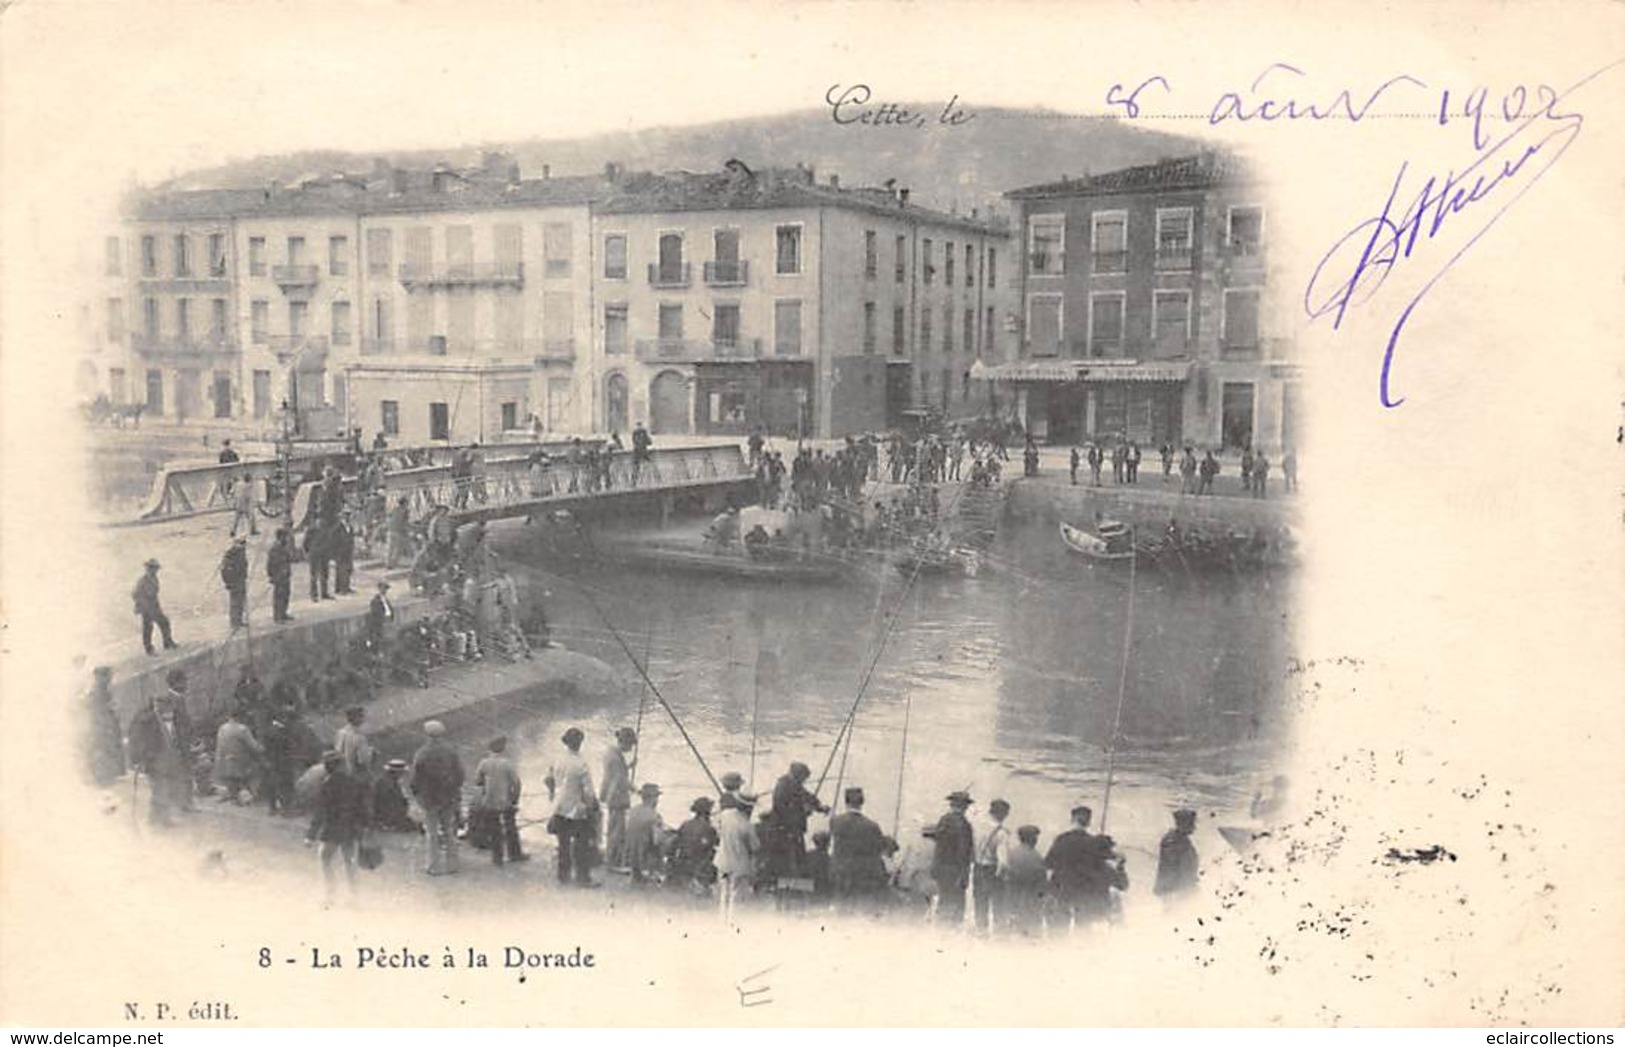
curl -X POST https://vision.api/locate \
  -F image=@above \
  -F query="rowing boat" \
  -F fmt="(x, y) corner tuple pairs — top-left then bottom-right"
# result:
(1059, 520), (1136, 562)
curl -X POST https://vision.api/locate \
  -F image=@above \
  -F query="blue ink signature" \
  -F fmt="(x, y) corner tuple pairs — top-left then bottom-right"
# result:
(1211, 63), (1428, 125)
(1304, 60), (1622, 408)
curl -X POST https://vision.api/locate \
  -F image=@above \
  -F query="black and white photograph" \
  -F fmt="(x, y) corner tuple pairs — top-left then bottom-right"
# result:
(1, 0), (1622, 1030)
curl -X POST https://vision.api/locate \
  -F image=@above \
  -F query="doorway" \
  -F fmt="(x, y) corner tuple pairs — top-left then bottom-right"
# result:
(649, 369), (689, 434)
(1221, 381), (1255, 450)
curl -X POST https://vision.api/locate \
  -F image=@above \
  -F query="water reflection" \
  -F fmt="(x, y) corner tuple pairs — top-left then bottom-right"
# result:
(478, 509), (1293, 861)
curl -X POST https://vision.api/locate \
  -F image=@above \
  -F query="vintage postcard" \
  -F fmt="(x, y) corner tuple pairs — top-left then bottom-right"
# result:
(1, 0), (1621, 1029)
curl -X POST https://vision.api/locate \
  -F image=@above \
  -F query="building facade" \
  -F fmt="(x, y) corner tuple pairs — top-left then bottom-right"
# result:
(999, 152), (1300, 452)
(94, 157), (1019, 443)
(589, 163), (1016, 440)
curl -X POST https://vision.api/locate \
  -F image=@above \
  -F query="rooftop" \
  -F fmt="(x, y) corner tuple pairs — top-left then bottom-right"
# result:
(1004, 151), (1254, 200)
(127, 158), (1007, 234)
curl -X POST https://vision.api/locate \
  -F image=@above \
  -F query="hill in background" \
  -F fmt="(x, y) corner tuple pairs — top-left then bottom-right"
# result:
(156, 106), (1202, 216)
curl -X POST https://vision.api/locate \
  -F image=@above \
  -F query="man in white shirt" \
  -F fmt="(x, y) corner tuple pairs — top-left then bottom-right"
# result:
(544, 727), (598, 887)
(972, 798), (1012, 933)
(715, 792), (760, 924)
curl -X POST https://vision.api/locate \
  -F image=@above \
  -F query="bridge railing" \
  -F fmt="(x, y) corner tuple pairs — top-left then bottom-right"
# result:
(129, 439), (598, 524)
(343, 443), (752, 526)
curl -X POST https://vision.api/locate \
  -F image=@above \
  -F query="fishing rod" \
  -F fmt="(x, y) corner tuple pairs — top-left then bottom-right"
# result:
(891, 584), (923, 839)
(813, 542), (928, 799)
(1098, 540), (1139, 834)
(573, 521), (723, 794)
(628, 614), (655, 789)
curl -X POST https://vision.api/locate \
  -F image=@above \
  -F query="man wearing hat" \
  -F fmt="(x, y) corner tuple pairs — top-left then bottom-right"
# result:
(715, 790), (760, 921)
(544, 727), (599, 887)
(366, 581), (395, 652)
(126, 669), (194, 824)
(1044, 805), (1126, 928)
(829, 786), (895, 908)
(718, 770), (745, 809)
(475, 735), (527, 865)
(372, 759), (419, 832)
(1154, 808), (1200, 901)
(923, 790), (977, 925)
(624, 782), (669, 885)
(411, 721), (465, 875)
(310, 750), (369, 903)
(668, 796), (719, 894)
(599, 727), (638, 871)
(770, 760), (828, 874)
(131, 558), (176, 655)
(972, 798), (1013, 933)
(220, 537), (250, 630)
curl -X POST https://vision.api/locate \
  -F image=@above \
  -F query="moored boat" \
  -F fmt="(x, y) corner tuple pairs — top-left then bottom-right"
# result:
(1059, 520), (1136, 562)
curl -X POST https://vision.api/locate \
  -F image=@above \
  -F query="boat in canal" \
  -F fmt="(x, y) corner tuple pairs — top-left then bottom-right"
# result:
(1060, 519), (1136, 562)
(604, 538), (850, 583)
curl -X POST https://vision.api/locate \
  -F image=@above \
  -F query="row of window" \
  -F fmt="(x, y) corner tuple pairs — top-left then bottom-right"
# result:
(114, 234), (231, 279)
(1026, 205), (1265, 276)
(602, 300), (804, 356)
(602, 226), (803, 284)
(1024, 288), (1262, 357)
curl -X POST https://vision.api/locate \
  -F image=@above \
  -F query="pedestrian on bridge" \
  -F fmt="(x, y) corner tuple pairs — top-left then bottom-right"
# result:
(131, 558), (176, 655)
(220, 537), (249, 630)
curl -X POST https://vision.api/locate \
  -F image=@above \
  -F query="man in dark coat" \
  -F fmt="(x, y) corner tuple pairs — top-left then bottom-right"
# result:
(923, 790), (976, 925)
(668, 797), (720, 894)
(411, 720), (465, 875)
(85, 666), (126, 787)
(310, 751), (369, 902)
(267, 528), (295, 623)
(220, 538), (249, 629)
(1154, 808), (1200, 901)
(125, 670), (194, 825)
(132, 558), (176, 655)
(769, 760), (827, 873)
(331, 513), (357, 595)
(372, 759), (419, 832)
(1044, 805), (1126, 928)
(304, 520), (332, 602)
(366, 580), (395, 652)
(217, 439), (240, 465)
(829, 786), (894, 908)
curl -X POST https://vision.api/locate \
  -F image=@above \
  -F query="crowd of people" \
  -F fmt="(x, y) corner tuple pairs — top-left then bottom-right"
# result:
(84, 669), (1211, 930)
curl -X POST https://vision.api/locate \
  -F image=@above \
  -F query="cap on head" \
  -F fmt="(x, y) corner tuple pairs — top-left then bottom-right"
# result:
(789, 761), (810, 780)
(165, 668), (187, 691)
(946, 790), (973, 807)
(1017, 825), (1041, 844)
(690, 797), (714, 814)
(384, 759), (408, 773)
(489, 735), (508, 753)
(145, 558), (161, 569)
(639, 782), (662, 798)
(423, 720), (446, 737)
(719, 771), (744, 790)
(1173, 807), (1197, 828)
(989, 798), (1011, 815)
(616, 727), (638, 746)
(844, 786), (865, 807)
(561, 727), (584, 749)
(345, 705), (366, 723)
(1071, 804), (1093, 823)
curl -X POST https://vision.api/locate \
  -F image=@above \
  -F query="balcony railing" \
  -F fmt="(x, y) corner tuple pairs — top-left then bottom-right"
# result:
(1087, 338), (1124, 357)
(1155, 246), (1193, 271)
(647, 262), (692, 289)
(272, 264), (321, 289)
(131, 333), (239, 356)
(703, 260), (749, 287)
(1027, 251), (1065, 276)
(635, 338), (763, 362)
(397, 262), (525, 289)
(1220, 336), (1261, 358)
(1090, 250), (1128, 274)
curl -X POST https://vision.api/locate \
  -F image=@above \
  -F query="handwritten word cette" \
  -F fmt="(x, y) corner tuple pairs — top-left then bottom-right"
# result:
(1304, 60), (1621, 408)
(826, 84), (975, 130)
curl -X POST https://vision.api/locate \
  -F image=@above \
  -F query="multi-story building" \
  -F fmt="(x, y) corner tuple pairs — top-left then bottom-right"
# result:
(998, 152), (1300, 451)
(590, 162), (1015, 439)
(95, 156), (1019, 443)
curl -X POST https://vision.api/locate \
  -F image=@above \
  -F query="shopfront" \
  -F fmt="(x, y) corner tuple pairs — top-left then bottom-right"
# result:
(985, 360), (1188, 445)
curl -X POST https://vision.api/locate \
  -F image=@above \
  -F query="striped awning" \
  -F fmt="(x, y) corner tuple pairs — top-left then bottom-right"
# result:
(976, 359), (1192, 383)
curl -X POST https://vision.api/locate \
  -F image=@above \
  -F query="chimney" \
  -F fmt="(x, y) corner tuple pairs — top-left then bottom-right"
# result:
(828, 173), (840, 190)
(899, 188), (910, 208)
(604, 162), (622, 183)
(541, 164), (551, 180)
